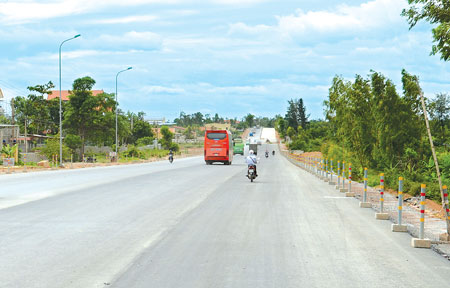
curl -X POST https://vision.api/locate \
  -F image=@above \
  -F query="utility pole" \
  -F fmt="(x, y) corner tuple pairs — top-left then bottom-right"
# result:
(25, 117), (28, 153)
(420, 92), (449, 234)
(10, 98), (14, 125)
(10, 98), (15, 145)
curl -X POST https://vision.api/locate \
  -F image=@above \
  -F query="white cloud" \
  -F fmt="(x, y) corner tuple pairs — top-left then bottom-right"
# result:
(142, 85), (186, 94)
(97, 31), (162, 50)
(0, 0), (266, 24)
(279, 0), (407, 35)
(228, 22), (273, 35)
(0, 0), (178, 24)
(207, 85), (268, 94)
(93, 15), (159, 24)
(211, 0), (267, 4)
(229, 0), (409, 39)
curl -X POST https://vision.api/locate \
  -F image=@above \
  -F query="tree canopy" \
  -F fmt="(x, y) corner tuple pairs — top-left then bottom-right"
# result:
(402, 0), (450, 60)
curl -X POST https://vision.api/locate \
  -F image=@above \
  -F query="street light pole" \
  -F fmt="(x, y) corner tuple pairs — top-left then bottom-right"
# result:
(59, 34), (80, 167)
(115, 67), (132, 162)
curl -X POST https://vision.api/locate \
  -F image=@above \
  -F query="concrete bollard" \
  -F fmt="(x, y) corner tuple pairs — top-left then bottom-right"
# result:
(360, 168), (371, 208)
(23, 154), (27, 173)
(321, 158), (325, 179)
(324, 159), (329, 182)
(412, 184), (431, 248)
(317, 158), (320, 176)
(336, 161), (341, 189)
(329, 159), (335, 185)
(314, 158), (317, 175)
(340, 161), (347, 192)
(440, 186), (450, 241)
(392, 177), (407, 232)
(319, 158), (323, 178)
(376, 173), (389, 220)
(346, 163), (355, 197)
(316, 158), (320, 177)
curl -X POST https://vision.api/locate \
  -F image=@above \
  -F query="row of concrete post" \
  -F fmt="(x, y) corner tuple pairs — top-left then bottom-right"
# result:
(290, 154), (434, 248)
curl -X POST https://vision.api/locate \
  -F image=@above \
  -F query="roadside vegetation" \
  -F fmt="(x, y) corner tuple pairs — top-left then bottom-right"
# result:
(276, 70), (450, 202)
(11, 77), (161, 162)
(276, 1), (450, 204)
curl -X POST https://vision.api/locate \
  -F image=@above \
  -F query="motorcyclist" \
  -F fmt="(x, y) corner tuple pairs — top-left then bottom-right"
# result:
(168, 149), (174, 162)
(265, 150), (269, 158)
(272, 150), (275, 156)
(246, 150), (258, 177)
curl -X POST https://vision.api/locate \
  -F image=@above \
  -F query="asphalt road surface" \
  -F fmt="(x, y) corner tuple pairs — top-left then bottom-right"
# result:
(1, 144), (449, 288)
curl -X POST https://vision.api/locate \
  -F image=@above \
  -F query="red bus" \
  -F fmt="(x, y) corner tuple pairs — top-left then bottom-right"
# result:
(204, 130), (233, 165)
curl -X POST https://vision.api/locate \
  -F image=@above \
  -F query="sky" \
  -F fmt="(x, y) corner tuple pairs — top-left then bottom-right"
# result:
(0, 0), (449, 121)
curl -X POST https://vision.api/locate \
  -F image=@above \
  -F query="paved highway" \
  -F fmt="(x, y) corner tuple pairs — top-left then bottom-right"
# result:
(0, 144), (449, 288)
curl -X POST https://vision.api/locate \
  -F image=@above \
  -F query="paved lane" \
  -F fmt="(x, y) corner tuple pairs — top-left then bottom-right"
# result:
(0, 146), (449, 288)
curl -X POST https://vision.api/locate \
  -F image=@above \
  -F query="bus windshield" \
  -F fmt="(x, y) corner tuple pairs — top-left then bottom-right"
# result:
(207, 132), (227, 140)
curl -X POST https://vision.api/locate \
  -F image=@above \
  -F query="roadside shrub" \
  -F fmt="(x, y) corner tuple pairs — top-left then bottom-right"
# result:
(403, 181), (422, 196)
(427, 182), (441, 202)
(39, 136), (71, 161)
(289, 139), (307, 151)
(124, 145), (144, 159)
(136, 136), (154, 147)
(169, 143), (180, 152)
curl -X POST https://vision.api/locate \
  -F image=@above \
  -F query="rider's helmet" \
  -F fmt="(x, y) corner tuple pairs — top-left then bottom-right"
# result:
(249, 150), (254, 155)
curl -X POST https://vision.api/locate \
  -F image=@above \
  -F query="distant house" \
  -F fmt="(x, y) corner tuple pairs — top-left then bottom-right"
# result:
(152, 126), (185, 139)
(47, 90), (104, 101)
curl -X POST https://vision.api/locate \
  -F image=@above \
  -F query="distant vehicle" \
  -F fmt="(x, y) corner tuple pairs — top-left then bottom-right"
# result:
(204, 130), (233, 165)
(249, 143), (258, 155)
(247, 164), (256, 182)
(249, 132), (254, 137)
(233, 138), (244, 155)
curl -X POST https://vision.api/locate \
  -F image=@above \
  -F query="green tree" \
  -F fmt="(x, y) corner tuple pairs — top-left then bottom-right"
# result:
(159, 126), (174, 150)
(63, 76), (116, 157)
(286, 126), (296, 139)
(244, 113), (255, 128)
(136, 137), (154, 146)
(275, 117), (287, 138)
(285, 98), (309, 130)
(129, 112), (153, 144)
(40, 136), (70, 161)
(402, 0), (450, 60)
(64, 134), (82, 156)
(13, 81), (55, 135)
(430, 93), (450, 145)
(183, 126), (195, 139)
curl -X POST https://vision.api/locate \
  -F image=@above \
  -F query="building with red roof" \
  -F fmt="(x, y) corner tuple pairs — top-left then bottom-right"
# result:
(47, 90), (104, 101)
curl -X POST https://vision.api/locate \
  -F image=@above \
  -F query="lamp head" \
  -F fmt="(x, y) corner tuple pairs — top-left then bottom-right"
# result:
(74, 34), (81, 38)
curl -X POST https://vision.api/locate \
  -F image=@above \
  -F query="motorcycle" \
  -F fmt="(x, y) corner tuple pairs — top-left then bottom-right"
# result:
(169, 154), (174, 163)
(247, 165), (256, 182)
(272, 150), (275, 156)
(265, 151), (269, 158)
